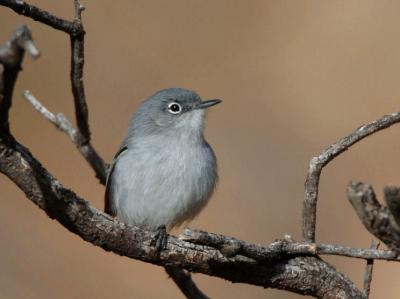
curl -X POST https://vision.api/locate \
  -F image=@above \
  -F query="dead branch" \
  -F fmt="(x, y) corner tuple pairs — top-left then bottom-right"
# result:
(3, 1), (400, 298)
(21, 90), (203, 299)
(181, 228), (400, 263)
(384, 186), (400, 228)
(0, 0), (107, 183)
(0, 25), (38, 136)
(165, 267), (210, 299)
(0, 1), (197, 295)
(70, 0), (89, 142)
(347, 182), (400, 251)
(0, 23), (364, 298)
(0, 135), (363, 298)
(303, 112), (400, 243)
(0, 0), (79, 35)
(362, 241), (378, 299)
(20, 89), (369, 298)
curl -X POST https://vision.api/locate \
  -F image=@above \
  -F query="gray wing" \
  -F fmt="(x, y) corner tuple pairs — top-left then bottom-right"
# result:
(104, 144), (128, 216)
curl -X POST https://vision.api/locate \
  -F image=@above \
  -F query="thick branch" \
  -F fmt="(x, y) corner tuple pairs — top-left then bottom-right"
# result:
(0, 4), (196, 293)
(0, 136), (363, 299)
(303, 112), (400, 242)
(347, 182), (400, 251)
(1, 3), (391, 299)
(7, 0), (195, 291)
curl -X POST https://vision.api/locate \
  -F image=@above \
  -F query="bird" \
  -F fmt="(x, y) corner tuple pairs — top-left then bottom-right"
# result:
(104, 88), (221, 234)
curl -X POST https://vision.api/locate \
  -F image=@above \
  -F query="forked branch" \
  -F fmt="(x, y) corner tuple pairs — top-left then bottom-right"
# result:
(4, 1), (400, 298)
(303, 112), (400, 243)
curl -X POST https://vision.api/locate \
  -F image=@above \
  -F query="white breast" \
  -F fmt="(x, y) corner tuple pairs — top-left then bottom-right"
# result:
(110, 133), (217, 230)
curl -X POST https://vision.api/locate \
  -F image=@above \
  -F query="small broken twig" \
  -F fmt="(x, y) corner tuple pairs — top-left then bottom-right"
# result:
(23, 90), (108, 184)
(0, 25), (38, 136)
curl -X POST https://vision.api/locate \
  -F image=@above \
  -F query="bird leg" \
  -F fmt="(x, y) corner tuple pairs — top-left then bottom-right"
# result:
(150, 225), (168, 255)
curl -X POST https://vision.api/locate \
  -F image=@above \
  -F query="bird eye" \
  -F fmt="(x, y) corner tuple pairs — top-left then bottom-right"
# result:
(167, 102), (182, 114)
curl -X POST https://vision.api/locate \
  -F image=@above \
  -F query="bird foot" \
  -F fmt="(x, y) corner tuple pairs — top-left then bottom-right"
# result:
(150, 225), (168, 255)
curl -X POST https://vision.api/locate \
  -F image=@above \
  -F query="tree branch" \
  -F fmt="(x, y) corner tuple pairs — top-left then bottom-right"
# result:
(362, 241), (378, 299)
(23, 90), (108, 184)
(303, 112), (400, 242)
(3, 2), (399, 299)
(181, 229), (317, 261)
(0, 1), (194, 291)
(165, 267), (210, 299)
(67, 0), (109, 184)
(21, 90), (208, 298)
(0, 0), (107, 183)
(384, 186), (400, 228)
(315, 243), (397, 262)
(13, 0), (197, 287)
(347, 182), (400, 251)
(70, 0), (90, 142)
(0, 0), (79, 35)
(0, 136), (364, 298)
(0, 25), (38, 137)
(182, 228), (400, 263)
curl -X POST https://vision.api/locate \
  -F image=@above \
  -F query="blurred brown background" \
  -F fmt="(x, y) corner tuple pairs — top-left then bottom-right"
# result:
(2, 1), (400, 298)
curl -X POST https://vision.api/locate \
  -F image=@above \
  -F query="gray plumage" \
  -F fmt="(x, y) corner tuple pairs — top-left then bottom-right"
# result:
(105, 88), (221, 231)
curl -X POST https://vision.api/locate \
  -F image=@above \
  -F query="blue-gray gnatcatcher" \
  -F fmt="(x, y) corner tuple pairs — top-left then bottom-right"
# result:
(105, 88), (221, 231)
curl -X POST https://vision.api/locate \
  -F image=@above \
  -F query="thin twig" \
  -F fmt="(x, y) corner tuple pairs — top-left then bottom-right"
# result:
(70, 0), (90, 142)
(315, 243), (397, 261)
(0, 0), (79, 35)
(23, 90), (108, 183)
(303, 112), (400, 242)
(180, 229), (317, 261)
(363, 241), (378, 299)
(181, 228), (400, 262)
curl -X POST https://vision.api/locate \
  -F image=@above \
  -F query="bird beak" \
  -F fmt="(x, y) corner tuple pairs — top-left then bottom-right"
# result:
(196, 99), (222, 109)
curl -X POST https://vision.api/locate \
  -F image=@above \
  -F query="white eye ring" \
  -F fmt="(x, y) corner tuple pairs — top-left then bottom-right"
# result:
(167, 102), (182, 114)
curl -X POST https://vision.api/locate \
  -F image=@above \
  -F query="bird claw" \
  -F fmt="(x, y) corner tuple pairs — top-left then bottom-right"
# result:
(150, 225), (168, 255)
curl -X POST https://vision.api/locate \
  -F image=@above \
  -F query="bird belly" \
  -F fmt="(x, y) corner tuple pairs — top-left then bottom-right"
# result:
(110, 144), (216, 230)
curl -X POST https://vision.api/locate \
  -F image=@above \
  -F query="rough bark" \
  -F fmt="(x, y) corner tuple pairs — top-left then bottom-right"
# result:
(0, 137), (363, 299)
(6, 1), (400, 298)
(347, 182), (400, 251)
